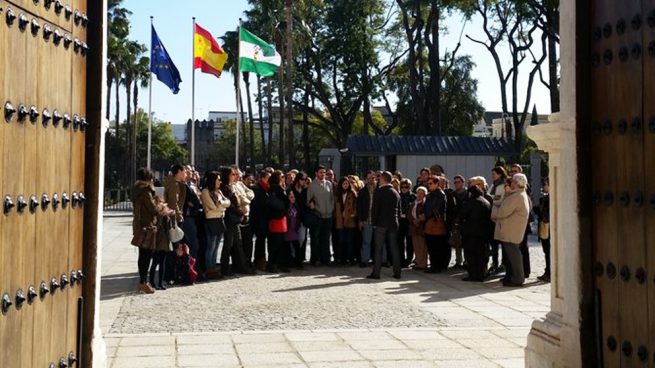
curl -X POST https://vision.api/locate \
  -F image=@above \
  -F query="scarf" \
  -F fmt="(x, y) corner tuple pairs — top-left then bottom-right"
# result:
(258, 179), (270, 192)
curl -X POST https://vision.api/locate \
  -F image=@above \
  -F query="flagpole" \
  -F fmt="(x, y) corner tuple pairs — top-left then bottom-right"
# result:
(235, 20), (242, 167)
(191, 17), (196, 166)
(147, 16), (154, 170)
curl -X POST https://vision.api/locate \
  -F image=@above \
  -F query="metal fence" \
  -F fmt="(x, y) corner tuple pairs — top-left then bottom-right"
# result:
(104, 188), (132, 212)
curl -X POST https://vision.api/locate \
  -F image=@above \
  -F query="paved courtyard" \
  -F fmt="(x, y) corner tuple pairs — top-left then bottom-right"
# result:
(101, 214), (549, 368)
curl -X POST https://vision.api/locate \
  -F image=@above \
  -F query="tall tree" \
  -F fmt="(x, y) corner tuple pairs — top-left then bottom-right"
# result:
(439, 54), (485, 135)
(528, 0), (559, 112)
(463, 0), (548, 151)
(122, 40), (147, 183)
(388, 53), (483, 135)
(132, 56), (150, 122)
(394, 0), (467, 135)
(290, 0), (387, 148)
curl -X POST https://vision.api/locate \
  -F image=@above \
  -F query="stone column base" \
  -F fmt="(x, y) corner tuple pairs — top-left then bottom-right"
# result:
(525, 312), (563, 367)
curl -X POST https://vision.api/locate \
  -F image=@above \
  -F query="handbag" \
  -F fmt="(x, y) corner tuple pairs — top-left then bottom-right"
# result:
(538, 221), (550, 240)
(131, 225), (157, 250)
(424, 210), (447, 236)
(169, 221), (185, 243)
(206, 217), (226, 235)
(448, 225), (462, 248)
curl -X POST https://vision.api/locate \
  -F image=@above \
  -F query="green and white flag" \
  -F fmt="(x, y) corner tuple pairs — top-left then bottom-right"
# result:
(239, 27), (281, 77)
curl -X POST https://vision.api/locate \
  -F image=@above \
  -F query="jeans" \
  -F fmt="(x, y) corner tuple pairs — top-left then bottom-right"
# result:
(319, 218), (333, 263)
(541, 237), (551, 276)
(182, 216), (200, 259)
(361, 223), (375, 263)
(372, 227), (401, 277)
(149, 251), (167, 287)
(298, 224), (307, 262)
(398, 218), (413, 265)
(290, 240), (302, 266)
(310, 218), (333, 264)
(205, 222), (223, 271)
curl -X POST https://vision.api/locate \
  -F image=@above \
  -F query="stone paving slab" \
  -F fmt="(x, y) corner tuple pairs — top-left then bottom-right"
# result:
(101, 216), (549, 367)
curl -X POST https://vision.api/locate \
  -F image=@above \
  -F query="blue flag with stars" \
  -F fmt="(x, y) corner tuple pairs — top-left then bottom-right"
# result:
(151, 25), (182, 94)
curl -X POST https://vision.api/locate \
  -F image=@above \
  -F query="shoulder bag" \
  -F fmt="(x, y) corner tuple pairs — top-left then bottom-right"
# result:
(424, 209), (447, 236)
(538, 221), (550, 240)
(131, 225), (157, 250)
(169, 221), (185, 243)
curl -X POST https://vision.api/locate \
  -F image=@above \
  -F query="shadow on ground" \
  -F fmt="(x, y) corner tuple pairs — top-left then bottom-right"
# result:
(101, 272), (139, 301)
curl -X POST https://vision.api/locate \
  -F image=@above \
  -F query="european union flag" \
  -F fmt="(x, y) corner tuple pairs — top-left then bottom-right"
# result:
(151, 26), (182, 94)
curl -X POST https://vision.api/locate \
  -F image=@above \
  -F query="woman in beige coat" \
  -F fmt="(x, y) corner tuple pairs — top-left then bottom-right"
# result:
(491, 174), (530, 286)
(201, 171), (230, 278)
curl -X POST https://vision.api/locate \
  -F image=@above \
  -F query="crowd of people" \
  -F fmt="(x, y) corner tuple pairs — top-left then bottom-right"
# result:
(130, 162), (551, 294)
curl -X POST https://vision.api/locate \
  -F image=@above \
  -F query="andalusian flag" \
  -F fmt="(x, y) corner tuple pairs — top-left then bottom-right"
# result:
(194, 23), (228, 78)
(239, 27), (281, 77)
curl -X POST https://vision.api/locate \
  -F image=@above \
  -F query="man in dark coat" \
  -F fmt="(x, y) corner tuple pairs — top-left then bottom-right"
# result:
(458, 179), (492, 281)
(367, 171), (402, 279)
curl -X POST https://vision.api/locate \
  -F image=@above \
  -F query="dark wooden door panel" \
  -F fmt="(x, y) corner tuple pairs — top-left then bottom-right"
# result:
(591, 1), (620, 366)
(592, 1), (653, 367)
(641, 1), (655, 366)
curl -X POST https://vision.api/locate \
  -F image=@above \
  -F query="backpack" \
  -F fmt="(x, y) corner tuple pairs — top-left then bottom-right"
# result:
(175, 244), (198, 285)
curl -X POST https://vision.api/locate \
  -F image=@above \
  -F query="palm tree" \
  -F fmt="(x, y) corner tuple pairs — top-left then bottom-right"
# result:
(107, 0), (131, 124)
(122, 40), (147, 183)
(107, 37), (122, 126)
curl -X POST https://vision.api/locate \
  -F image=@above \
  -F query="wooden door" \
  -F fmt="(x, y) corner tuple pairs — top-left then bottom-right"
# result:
(591, 1), (655, 366)
(0, 1), (90, 366)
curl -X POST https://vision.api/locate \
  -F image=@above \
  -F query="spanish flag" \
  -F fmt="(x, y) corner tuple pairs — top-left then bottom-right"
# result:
(194, 23), (228, 78)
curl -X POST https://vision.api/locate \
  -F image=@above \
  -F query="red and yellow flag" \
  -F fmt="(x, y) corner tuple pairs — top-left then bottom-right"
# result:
(194, 23), (228, 78)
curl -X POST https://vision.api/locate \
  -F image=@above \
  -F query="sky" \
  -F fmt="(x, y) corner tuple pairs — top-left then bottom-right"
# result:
(117, 0), (554, 125)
